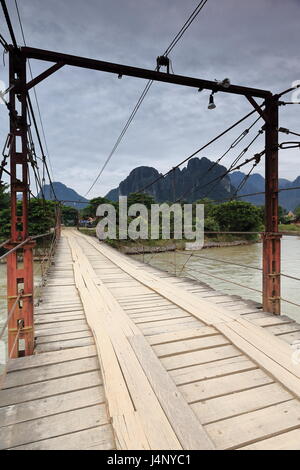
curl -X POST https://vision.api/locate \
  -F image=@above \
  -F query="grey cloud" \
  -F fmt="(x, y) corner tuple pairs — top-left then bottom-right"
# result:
(0, 0), (299, 197)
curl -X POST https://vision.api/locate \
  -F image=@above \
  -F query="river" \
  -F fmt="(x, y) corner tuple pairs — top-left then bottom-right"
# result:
(133, 235), (300, 323)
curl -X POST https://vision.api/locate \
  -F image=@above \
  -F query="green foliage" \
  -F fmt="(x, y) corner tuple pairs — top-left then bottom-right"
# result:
(204, 216), (220, 234)
(294, 205), (300, 221)
(127, 192), (156, 209)
(211, 201), (262, 239)
(195, 198), (215, 218)
(0, 189), (57, 239)
(0, 184), (11, 239)
(28, 199), (56, 235)
(81, 197), (111, 218)
(0, 183), (9, 210)
(61, 205), (78, 226)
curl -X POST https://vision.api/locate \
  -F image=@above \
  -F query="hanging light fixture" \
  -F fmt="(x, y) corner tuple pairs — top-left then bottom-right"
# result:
(208, 92), (216, 110)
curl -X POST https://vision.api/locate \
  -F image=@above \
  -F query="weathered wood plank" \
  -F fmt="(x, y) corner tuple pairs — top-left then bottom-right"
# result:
(179, 369), (274, 403)
(0, 370), (102, 406)
(192, 383), (292, 425)
(0, 404), (109, 449)
(205, 400), (300, 449)
(0, 386), (105, 426)
(12, 424), (115, 450)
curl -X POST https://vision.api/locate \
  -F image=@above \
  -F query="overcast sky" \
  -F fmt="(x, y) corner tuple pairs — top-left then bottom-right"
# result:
(0, 0), (299, 198)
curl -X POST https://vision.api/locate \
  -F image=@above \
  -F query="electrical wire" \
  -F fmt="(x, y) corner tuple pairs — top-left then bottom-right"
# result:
(84, 0), (209, 197)
(138, 108), (260, 195)
(14, 0), (56, 182)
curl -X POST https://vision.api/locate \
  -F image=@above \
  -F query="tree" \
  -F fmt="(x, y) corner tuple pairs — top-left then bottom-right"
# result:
(195, 198), (215, 218)
(211, 201), (262, 238)
(28, 199), (56, 235)
(127, 192), (156, 209)
(0, 183), (9, 210)
(81, 197), (111, 218)
(62, 205), (78, 226)
(0, 184), (10, 240)
(294, 205), (300, 221)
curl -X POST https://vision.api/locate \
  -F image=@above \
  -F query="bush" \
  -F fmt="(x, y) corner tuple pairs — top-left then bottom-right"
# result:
(211, 201), (262, 239)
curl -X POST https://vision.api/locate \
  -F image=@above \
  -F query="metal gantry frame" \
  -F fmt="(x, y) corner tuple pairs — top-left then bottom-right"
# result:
(4, 43), (281, 357)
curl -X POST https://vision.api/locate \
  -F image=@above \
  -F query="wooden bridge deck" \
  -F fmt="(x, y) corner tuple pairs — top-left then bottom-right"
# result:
(1, 229), (300, 450)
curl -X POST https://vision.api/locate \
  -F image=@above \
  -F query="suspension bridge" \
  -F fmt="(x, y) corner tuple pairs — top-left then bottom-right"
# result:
(1, 0), (300, 451)
(1, 228), (300, 450)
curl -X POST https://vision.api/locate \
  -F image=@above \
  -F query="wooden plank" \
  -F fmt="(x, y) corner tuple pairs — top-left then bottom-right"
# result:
(161, 345), (241, 371)
(228, 318), (300, 378)
(217, 322), (300, 399)
(12, 424), (115, 450)
(35, 313), (84, 323)
(253, 316), (294, 327)
(36, 329), (93, 344)
(35, 336), (94, 352)
(179, 369), (274, 403)
(240, 429), (300, 450)
(129, 335), (215, 450)
(68, 237), (179, 450)
(7, 345), (97, 372)
(4, 356), (100, 388)
(35, 319), (87, 330)
(77, 233), (234, 325)
(0, 404), (109, 450)
(0, 386), (105, 426)
(170, 356), (256, 386)
(133, 312), (190, 324)
(35, 324), (90, 336)
(205, 400), (300, 449)
(0, 370), (102, 406)
(192, 383), (292, 424)
(141, 320), (201, 337)
(277, 331), (300, 344)
(147, 326), (217, 346)
(153, 334), (230, 358)
(265, 323), (300, 336)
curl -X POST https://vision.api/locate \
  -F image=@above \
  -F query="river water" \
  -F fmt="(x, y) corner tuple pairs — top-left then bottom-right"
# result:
(133, 235), (300, 323)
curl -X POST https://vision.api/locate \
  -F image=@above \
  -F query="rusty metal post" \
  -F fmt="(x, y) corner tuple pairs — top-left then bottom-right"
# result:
(6, 50), (35, 357)
(262, 95), (281, 314)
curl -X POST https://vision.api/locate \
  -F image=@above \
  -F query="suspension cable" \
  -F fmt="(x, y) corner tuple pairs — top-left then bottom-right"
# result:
(84, 0), (209, 197)
(138, 108), (260, 195)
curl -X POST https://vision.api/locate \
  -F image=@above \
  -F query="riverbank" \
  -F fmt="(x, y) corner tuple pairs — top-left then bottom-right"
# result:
(121, 239), (259, 254)
(78, 228), (259, 254)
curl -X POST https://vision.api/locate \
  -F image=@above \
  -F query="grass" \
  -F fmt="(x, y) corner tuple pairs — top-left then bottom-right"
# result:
(279, 223), (300, 233)
(78, 227), (258, 250)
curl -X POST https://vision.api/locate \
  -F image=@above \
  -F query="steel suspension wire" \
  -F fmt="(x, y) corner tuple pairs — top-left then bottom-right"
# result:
(27, 95), (57, 201)
(163, 0), (208, 56)
(84, 0), (210, 197)
(14, 0), (55, 182)
(138, 108), (259, 194)
(176, 118), (263, 202)
(0, 0), (17, 48)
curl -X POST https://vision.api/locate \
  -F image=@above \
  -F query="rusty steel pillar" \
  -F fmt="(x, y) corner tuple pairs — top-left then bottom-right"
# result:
(262, 95), (281, 315)
(6, 50), (35, 357)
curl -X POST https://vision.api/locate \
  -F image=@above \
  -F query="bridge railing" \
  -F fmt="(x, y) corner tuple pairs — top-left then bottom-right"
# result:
(134, 231), (300, 312)
(0, 227), (60, 366)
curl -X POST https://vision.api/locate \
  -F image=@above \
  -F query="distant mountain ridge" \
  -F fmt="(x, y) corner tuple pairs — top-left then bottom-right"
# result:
(106, 157), (235, 203)
(229, 172), (300, 210)
(38, 182), (89, 209)
(105, 157), (300, 210)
